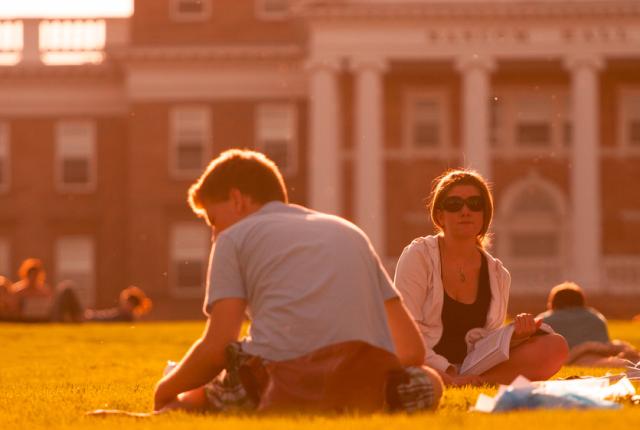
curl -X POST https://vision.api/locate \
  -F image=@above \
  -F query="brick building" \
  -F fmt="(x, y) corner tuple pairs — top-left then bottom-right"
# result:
(1, 0), (639, 318)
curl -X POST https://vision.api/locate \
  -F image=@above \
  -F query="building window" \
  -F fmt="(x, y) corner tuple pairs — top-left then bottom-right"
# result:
(170, 223), (210, 296)
(404, 91), (449, 156)
(563, 120), (572, 148)
(169, 106), (212, 178)
(630, 121), (640, 146)
(489, 96), (503, 148)
(0, 20), (22, 66)
(491, 89), (569, 155)
(514, 95), (552, 147)
(620, 91), (640, 149)
(0, 238), (9, 277)
(256, 103), (297, 176)
(39, 20), (105, 65)
(55, 120), (96, 192)
(496, 177), (567, 292)
(0, 122), (9, 193)
(55, 236), (95, 308)
(411, 99), (440, 148)
(170, 0), (212, 22)
(256, 0), (290, 19)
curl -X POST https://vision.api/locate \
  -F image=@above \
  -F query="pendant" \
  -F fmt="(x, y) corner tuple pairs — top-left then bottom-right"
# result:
(458, 268), (466, 282)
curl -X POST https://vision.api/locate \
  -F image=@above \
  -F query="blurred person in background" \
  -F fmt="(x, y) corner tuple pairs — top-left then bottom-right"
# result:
(537, 281), (640, 367)
(52, 283), (152, 323)
(10, 258), (53, 321)
(85, 286), (152, 322)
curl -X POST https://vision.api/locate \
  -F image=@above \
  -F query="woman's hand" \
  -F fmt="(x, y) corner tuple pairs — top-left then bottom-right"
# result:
(438, 366), (484, 387)
(512, 313), (541, 341)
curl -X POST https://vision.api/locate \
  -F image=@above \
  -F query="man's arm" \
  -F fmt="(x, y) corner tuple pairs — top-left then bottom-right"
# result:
(385, 297), (426, 367)
(153, 298), (246, 411)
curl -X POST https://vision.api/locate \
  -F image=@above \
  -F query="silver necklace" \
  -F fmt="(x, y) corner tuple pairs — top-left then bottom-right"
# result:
(438, 237), (467, 283)
(457, 266), (466, 283)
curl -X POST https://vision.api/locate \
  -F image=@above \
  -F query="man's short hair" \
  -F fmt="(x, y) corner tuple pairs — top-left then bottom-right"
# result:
(188, 149), (288, 217)
(548, 281), (586, 310)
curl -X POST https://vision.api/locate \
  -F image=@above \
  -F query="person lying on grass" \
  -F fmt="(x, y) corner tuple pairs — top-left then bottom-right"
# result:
(151, 149), (443, 414)
(394, 169), (568, 387)
(537, 281), (640, 367)
(52, 283), (152, 322)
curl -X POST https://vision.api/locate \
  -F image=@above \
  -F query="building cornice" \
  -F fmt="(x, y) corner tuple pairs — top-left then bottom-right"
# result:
(0, 62), (121, 79)
(114, 44), (305, 62)
(297, 1), (640, 19)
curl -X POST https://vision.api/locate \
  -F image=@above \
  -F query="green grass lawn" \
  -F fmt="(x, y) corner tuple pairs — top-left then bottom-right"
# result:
(1, 321), (639, 429)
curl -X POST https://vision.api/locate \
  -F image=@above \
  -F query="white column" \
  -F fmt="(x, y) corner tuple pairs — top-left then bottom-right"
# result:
(306, 57), (342, 215)
(22, 19), (42, 65)
(455, 54), (495, 179)
(564, 55), (604, 292)
(351, 56), (387, 254)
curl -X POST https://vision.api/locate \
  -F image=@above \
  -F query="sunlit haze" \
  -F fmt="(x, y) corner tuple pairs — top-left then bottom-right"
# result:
(0, 0), (133, 18)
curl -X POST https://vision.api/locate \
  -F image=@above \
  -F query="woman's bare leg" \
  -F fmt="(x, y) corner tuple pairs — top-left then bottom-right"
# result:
(481, 333), (568, 385)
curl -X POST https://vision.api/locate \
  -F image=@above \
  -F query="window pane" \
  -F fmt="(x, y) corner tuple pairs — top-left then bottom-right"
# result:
(510, 232), (558, 257)
(415, 100), (438, 117)
(62, 158), (89, 184)
(262, 0), (289, 13)
(257, 104), (296, 175)
(178, 0), (204, 13)
(56, 236), (95, 308)
(0, 238), (9, 276)
(563, 121), (572, 147)
(630, 120), (640, 146)
(177, 142), (204, 171)
(171, 107), (210, 175)
(263, 140), (289, 171)
(258, 106), (294, 140)
(56, 121), (95, 190)
(490, 96), (501, 147)
(512, 188), (556, 214)
(516, 122), (551, 147)
(171, 223), (209, 293)
(414, 122), (439, 148)
(176, 260), (204, 289)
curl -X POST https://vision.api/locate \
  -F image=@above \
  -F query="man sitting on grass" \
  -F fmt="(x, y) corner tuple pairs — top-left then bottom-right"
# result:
(537, 281), (640, 367)
(153, 149), (443, 414)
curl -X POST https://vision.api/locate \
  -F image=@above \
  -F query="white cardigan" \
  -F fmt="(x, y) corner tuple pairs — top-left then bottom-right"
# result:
(394, 234), (511, 372)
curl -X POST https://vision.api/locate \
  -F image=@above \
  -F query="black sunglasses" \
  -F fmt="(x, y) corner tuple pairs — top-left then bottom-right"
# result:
(439, 196), (484, 212)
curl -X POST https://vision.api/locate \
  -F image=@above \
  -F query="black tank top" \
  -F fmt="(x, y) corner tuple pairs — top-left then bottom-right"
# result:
(433, 254), (491, 364)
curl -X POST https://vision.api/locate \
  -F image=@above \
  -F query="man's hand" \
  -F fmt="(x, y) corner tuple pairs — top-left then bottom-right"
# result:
(153, 380), (178, 412)
(150, 298), (246, 412)
(512, 313), (541, 341)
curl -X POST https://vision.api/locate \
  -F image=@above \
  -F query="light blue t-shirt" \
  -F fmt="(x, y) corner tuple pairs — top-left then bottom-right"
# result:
(537, 307), (610, 349)
(204, 202), (398, 361)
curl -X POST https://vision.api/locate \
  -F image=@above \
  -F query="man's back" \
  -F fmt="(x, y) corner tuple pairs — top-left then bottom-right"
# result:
(205, 202), (398, 361)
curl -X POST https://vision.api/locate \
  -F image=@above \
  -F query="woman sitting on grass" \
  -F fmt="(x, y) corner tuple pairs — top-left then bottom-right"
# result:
(537, 282), (640, 367)
(394, 169), (568, 386)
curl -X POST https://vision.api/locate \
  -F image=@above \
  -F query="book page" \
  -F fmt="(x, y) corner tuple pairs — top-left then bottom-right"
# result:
(460, 324), (514, 375)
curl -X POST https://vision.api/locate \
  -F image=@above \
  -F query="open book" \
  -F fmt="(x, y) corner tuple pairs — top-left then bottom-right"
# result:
(459, 323), (553, 375)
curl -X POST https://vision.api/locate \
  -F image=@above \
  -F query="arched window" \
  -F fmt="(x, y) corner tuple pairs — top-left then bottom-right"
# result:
(496, 175), (567, 293)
